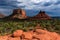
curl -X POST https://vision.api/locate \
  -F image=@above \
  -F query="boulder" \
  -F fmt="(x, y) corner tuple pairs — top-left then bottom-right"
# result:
(23, 32), (33, 39)
(0, 36), (9, 40)
(13, 30), (23, 37)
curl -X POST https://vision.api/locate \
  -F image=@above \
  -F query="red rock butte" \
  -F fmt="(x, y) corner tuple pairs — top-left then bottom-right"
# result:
(3, 8), (51, 20)
(28, 11), (51, 20)
(4, 8), (27, 20)
(11, 9), (27, 19)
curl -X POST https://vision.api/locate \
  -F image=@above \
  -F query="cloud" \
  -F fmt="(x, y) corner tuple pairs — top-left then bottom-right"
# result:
(0, 0), (60, 16)
(0, 0), (60, 10)
(54, 1), (60, 5)
(0, 8), (12, 16)
(16, 0), (60, 10)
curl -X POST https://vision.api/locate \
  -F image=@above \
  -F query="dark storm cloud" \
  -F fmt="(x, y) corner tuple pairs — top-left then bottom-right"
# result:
(0, 0), (18, 9)
(0, 0), (24, 9)
(0, 0), (60, 17)
(43, 2), (52, 6)
(0, 0), (25, 15)
(54, 1), (60, 5)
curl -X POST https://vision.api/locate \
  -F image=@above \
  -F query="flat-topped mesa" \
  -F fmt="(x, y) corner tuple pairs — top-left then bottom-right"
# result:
(29, 11), (51, 20)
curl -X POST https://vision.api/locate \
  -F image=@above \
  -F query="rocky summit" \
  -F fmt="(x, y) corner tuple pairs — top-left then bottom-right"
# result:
(29, 11), (51, 20)
(4, 9), (27, 20)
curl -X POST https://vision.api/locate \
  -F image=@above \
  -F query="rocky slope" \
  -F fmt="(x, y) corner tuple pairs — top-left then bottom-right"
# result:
(0, 29), (60, 40)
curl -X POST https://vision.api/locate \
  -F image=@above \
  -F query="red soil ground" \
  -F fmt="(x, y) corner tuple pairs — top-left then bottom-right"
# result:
(0, 29), (60, 40)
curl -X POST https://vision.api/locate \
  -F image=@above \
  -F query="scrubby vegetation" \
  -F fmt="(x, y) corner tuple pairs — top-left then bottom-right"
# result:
(0, 19), (60, 35)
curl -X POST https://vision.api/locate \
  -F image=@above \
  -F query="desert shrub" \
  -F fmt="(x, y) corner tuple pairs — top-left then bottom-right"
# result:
(0, 19), (60, 35)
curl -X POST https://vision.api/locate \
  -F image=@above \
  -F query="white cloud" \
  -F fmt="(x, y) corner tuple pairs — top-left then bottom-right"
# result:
(16, 0), (60, 10)
(16, 0), (60, 16)
(31, 0), (41, 3)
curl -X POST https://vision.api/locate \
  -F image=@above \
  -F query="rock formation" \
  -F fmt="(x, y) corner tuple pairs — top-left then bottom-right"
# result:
(4, 9), (27, 20)
(29, 11), (51, 20)
(3, 9), (51, 20)
(0, 29), (60, 40)
(0, 13), (5, 18)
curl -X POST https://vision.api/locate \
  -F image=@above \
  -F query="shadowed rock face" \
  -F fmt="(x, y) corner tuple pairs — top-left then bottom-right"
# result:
(29, 11), (51, 20)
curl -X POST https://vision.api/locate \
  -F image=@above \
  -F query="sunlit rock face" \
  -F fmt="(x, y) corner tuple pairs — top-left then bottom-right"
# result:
(10, 9), (27, 19)
(0, 29), (60, 40)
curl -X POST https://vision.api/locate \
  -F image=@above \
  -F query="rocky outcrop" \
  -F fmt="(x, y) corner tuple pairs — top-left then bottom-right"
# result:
(0, 13), (5, 18)
(11, 9), (27, 19)
(4, 9), (27, 20)
(29, 11), (51, 20)
(3, 9), (51, 20)
(0, 29), (60, 40)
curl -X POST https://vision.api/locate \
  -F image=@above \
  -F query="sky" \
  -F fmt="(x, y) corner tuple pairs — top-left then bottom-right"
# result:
(0, 0), (60, 17)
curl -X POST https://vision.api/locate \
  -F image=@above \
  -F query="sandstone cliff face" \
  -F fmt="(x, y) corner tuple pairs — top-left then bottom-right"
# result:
(29, 11), (51, 20)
